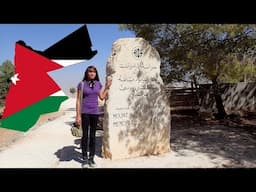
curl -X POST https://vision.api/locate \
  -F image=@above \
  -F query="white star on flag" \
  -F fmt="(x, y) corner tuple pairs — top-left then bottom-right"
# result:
(11, 73), (20, 85)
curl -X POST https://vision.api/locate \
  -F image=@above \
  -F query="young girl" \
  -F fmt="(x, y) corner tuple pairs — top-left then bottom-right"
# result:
(76, 65), (111, 168)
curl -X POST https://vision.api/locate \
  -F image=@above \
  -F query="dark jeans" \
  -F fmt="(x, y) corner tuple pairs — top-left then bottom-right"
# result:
(81, 113), (99, 159)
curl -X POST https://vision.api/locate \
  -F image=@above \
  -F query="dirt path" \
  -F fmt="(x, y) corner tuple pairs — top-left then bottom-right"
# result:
(0, 99), (76, 168)
(0, 98), (255, 168)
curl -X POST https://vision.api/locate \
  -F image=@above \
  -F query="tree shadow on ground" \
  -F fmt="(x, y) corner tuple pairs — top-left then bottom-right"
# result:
(171, 113), (256, 167)
(54, 132), (103, 164)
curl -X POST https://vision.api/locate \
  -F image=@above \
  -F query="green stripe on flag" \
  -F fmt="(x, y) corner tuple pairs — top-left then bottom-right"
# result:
(0, 96), (68, 132)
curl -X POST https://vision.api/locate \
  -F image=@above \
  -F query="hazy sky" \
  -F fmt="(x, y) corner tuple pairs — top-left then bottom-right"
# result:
(0, 24), (135, 96)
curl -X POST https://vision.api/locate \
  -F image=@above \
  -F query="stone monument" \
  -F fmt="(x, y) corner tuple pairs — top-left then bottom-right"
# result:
(102, 38), (171, 160)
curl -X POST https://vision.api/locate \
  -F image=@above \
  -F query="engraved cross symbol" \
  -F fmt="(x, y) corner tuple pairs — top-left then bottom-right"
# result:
(133, 47), (143, 59)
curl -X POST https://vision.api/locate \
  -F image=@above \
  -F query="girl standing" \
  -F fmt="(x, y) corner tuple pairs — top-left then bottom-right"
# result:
(76, 65), (111, 168)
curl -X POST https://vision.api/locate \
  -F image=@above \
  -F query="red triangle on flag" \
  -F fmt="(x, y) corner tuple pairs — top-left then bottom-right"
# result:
(2, 43), (64, 118)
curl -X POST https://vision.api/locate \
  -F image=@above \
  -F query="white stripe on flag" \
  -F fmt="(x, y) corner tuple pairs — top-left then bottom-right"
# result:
(50, 90), (66, 96)
(52, 60), (85, 67)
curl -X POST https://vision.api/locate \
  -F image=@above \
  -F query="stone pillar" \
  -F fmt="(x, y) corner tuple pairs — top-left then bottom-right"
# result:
(102, 38), (171, 160)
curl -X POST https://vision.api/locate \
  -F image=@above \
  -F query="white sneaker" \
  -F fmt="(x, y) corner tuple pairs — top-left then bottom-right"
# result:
(88, 158), (96, 168)
(81, 159), (89, 168)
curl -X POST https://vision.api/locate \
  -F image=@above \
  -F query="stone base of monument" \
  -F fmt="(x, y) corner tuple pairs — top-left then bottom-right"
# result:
(102, 38), (171, 160)
(102, 139), (171, 160)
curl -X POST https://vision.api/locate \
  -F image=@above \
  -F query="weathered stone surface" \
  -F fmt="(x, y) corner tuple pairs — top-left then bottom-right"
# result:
(102, 38), (171, 160)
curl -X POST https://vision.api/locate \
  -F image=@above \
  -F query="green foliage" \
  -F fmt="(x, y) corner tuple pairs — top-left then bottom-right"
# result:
(0, 60), (14, 77)
(219, 54), (256, 83)
(120, 24), (256, 84)
(0, 60), (14, 107)
(69, 87), (76, 95)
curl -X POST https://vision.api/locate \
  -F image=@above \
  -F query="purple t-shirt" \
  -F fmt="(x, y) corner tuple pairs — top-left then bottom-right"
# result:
(77, 81), (102, 115)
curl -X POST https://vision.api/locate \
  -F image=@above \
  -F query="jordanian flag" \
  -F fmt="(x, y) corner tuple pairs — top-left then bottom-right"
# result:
(0, 25), (97, 132)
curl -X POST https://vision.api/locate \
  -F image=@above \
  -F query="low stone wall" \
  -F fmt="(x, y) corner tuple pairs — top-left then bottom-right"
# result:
(199, 82), (256, 116)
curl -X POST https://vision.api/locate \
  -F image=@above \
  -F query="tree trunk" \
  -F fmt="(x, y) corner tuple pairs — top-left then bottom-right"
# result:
(212, 79), (227, 119)
(192, 75), (200, 105)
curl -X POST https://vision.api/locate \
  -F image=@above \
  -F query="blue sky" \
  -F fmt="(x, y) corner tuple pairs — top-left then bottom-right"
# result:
(0, 24), (135, 96)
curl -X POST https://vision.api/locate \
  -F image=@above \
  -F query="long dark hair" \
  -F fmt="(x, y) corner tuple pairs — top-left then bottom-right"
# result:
(82, 65), (100, 82)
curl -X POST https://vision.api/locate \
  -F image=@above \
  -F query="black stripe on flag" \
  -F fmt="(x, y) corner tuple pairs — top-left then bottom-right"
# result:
(43, 24), (97, 60)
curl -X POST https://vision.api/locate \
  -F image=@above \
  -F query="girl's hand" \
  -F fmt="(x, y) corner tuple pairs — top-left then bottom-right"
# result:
(105, 76), (112, 89)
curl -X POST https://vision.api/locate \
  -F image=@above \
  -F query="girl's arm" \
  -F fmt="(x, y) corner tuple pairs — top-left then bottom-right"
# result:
(76, 89), (81, 125)
(99, 78), (112, 100)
